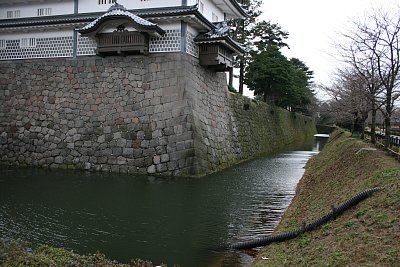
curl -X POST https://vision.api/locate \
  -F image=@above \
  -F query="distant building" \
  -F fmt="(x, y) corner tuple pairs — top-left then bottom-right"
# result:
(0, 0), (246, 71)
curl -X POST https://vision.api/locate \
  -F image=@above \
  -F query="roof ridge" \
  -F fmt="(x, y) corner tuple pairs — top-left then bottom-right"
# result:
(80, 6), (157, 32)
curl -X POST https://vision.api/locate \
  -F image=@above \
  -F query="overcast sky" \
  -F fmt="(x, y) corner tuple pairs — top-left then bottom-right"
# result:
(242, 0), (398, 99)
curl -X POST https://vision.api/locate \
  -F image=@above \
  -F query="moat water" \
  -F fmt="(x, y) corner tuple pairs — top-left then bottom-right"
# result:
(0, 138), (326, 266)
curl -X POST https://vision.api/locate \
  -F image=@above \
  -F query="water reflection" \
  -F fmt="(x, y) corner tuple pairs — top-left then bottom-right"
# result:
(0, 138), (322, 266)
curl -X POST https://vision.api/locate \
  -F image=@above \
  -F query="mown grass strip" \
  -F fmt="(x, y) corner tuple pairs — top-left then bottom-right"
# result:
(253, 129), (400, 266)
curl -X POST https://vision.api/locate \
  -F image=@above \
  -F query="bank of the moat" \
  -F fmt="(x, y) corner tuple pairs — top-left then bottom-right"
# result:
(0, 54), (316, 176)
(253, 129), (400, 266)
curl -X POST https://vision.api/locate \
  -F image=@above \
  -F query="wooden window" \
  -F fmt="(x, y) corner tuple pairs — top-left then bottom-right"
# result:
(20, 38), (36, 48)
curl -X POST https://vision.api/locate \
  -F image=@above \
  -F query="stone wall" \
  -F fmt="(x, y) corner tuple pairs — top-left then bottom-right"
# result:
(184, 56), (316, 174)
(0, 54), (198, 176)
(0, 53), (316, 176)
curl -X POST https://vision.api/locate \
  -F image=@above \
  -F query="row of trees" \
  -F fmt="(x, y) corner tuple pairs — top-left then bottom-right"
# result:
(322, 5), (400, 147)
(229, 0), (315, 113)
(245, 46), (314, 111)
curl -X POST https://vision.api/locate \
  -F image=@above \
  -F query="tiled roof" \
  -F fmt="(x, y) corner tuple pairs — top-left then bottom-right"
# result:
(194, 22), (248, 54)
(203, 22), (233, 38)
(79, 3), (164, 35)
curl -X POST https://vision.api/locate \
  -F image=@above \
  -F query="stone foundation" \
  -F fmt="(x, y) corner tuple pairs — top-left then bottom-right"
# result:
(0, 53), (316, 176)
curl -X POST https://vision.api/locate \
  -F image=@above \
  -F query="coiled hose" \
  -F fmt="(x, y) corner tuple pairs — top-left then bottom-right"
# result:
(228, 187), (383, 250)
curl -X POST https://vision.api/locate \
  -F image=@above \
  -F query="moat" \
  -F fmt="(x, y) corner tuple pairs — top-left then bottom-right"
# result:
(0, 138), (326, 266)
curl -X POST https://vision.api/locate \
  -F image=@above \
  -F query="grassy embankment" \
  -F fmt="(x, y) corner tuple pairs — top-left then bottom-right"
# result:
(0, 240), (168, 267)
(253, 129), (399, 266)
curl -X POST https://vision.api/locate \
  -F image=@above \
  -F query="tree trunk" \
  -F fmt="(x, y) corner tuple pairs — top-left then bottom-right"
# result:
(228, 67), (233, 88)
(352, 112), (359, 136)
(370, 108), (377, 143)
(360, 119), (365, 139)
(359, 111), (368, 139)
(238, 14), (246, 95)
(384, 117), (391, 148)
(239, 61), (244, 95)
(384, 87), (393, 148)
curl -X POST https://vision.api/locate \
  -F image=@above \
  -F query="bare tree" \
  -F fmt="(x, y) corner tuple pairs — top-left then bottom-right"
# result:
(337, 6), (400, 147)
(338, 14), (384, 143)
(373, 9), (400, 147)
(323, 67), (370, 137)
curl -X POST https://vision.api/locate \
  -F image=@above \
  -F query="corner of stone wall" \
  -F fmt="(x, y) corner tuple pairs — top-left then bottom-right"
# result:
(182, 56), (246, 176)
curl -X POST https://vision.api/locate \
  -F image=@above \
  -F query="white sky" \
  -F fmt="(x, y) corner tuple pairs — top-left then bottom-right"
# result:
(242, 0), (398, 99)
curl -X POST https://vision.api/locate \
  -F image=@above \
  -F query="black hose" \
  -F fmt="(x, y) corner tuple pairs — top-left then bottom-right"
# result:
(227, 187), (383, 250)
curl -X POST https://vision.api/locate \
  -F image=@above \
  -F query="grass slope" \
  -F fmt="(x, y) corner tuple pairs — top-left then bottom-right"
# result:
(252, 129), (400, 266)
(0, 240), (167, 267)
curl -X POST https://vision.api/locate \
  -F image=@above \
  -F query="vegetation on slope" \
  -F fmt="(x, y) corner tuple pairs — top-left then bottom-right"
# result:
(253, 129), (400, 266)
(0, 239), (167, 267)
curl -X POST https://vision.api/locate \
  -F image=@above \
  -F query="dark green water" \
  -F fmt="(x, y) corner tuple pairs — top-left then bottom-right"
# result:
(0, 139), (324, 266)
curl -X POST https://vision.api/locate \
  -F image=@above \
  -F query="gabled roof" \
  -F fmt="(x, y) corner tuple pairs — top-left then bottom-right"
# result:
(194, 22), (248, 55)
(79, 3), (165, 36)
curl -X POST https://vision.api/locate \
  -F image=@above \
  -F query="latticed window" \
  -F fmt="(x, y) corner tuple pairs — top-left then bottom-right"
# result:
(6, 10), (20, 18)
(37, 8), (51, 16)
(98, 0), (115, 4)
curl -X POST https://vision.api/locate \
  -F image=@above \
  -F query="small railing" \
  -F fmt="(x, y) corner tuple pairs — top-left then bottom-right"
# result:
(365, 130), (400, 147)
(96, 32), (149, 55)
(365, 130), (400, 160)
(217, 46), (234, 64)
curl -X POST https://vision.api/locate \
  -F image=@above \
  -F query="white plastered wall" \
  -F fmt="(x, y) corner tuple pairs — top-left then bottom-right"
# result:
(0, 1), (74, 19)
(197, 0), (224, 22)
(78, 0), (183, 13)
(0, 29), (73, 40)
(187, 24), (199, 58)
(0, 0), (226, 23)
